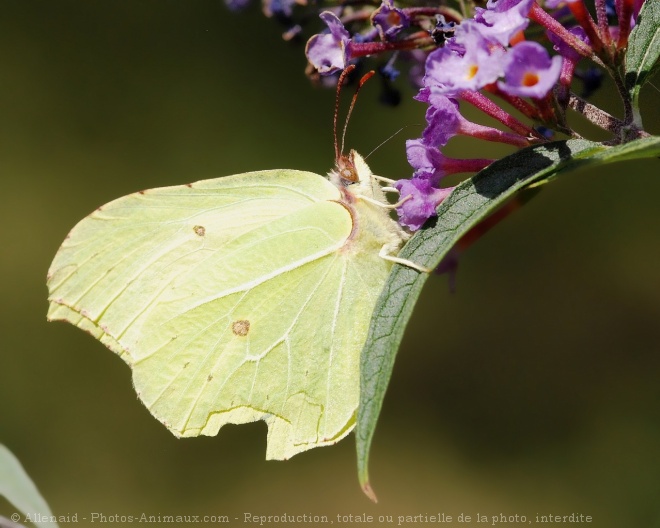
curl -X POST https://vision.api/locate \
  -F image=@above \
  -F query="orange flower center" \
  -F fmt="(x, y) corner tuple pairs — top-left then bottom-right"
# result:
(386, 11), (402, 25)
(522, 72), (540, 87)
(466, 64), (479, 80)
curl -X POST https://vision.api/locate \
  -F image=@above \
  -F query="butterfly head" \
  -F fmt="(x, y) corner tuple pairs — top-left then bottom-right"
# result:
(335, 152), (359, 184)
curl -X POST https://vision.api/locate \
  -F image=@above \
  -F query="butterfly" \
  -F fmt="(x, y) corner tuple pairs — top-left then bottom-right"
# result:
(47, 66), (425, 459)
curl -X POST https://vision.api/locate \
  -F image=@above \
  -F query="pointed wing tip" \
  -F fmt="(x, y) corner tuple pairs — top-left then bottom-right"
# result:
(361, 480), (378, 503)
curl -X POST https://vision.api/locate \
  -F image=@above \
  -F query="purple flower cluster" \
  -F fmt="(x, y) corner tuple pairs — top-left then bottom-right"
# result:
(301, 0), (647, 231)
(389, 0), (564, 230)
(227, 0), (648, 232)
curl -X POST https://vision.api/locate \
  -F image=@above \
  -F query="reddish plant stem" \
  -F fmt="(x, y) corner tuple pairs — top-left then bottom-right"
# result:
(595, 0), (613, 48)
(567, 0), (605, 53)
(349, 32), (434, 57)
(483, 84), (543, 122)
(460, 90), (540, 138)
(616, 0), (635, 49)
(529, 3), (597, 61)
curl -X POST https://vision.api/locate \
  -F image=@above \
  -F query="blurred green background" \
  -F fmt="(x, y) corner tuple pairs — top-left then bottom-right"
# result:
(1, 2), (659, 527)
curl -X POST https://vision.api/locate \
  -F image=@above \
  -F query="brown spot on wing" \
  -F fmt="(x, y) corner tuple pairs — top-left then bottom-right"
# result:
(193, 225), (206, 237)
(231, 320), (250, 337)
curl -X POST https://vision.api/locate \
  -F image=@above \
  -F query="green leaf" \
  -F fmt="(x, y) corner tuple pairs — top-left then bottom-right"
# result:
(0, 444), (59, 528)
(578, 134), (660, 164)
(625, 0), (660, 118)
(356, 136), (660, 499)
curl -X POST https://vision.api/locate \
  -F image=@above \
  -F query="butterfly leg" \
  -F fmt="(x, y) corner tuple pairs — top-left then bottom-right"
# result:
(373, 175), (397, 185)
(360, 193), (412, 210)
(378, 244), (431, 273)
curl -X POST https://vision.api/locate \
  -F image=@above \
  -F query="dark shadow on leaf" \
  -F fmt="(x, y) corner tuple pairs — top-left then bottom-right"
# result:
(472, 141), (573, 198)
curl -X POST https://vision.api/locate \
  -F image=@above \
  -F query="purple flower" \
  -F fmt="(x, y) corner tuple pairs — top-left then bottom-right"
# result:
(406, 139), (445, 175)
(548, 25), (588, 62)
(413, 86), (431, 104)
(406, 139), (494, 179)
(224, 0), (250, 11)
(547, 26), (587, 99)
(535, 125), (555, 139)
(263, 0), (298, 17)
(543, 0), (564, 8)
(423, 92), (532, 147)
(632, 0), (645, 22)
(497, 41), (562, 98)
(605, 0), (616, 16)
(422, 96), (462, 146)
(305, 12), (352, 74)
(372, 0), (410, 39)
(474, 0), (535, 46)
(423, 22), (505, 95)
(576, 67), (604, 98)
(407, 50), (428, 89)
(379, 59), (401, 81)
(394, 176), (454, 230)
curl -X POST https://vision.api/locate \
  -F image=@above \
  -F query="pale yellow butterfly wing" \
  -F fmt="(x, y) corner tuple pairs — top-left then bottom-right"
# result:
(47, 162), (401, 459)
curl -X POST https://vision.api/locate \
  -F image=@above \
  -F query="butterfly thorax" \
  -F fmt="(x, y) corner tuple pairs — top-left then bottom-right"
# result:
(330, 150), (409, 258)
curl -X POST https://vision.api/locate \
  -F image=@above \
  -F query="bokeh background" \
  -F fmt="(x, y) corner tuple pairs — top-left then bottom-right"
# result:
(1, 2), (659, 527)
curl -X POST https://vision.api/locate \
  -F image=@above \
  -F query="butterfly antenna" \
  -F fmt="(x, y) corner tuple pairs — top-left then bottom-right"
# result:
(340, 69), (375, 157)
(364, 124), (424, 160)
(333, 65), (375, 183)
(334, 65), (356, 161)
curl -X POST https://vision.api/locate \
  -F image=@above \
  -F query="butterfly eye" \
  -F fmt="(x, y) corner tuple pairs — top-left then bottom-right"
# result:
(342, 168), (357, 181)
(336, 154), (359, 183)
